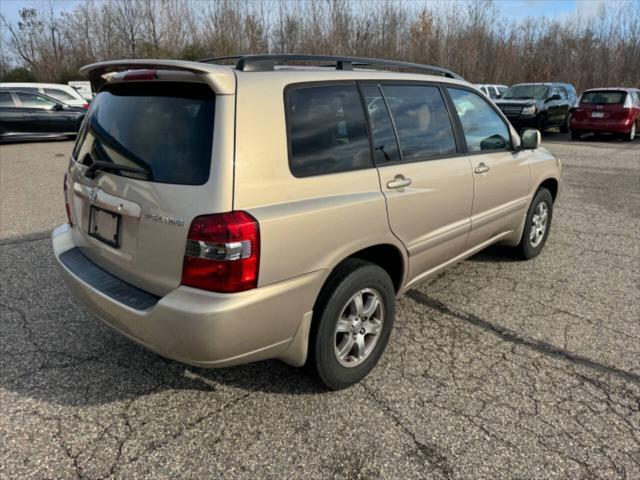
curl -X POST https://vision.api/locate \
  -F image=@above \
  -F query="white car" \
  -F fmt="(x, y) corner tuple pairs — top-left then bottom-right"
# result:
(0, 82), (89, 109)
(474, 84), (509, 100)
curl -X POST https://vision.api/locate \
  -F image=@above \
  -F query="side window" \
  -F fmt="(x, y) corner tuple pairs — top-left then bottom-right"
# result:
(286, 84), (372, 177)
(0, 92), (14, 107)
(361, 85), (401, 163)
(44, 88), (76, 102)
(559, 87), (568, 99)
(448, 88), (512, 153)
(381, 85), (457, 161)
(15, 92), (57, 109)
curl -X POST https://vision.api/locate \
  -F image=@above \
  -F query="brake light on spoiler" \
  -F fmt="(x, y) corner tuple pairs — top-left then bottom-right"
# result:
(122, 69), (157, 81)
(181, 211), (260, 293)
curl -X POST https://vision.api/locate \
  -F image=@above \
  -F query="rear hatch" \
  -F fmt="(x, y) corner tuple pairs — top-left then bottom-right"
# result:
(66, 65), (235, 296)
(573, 90), (629, 122)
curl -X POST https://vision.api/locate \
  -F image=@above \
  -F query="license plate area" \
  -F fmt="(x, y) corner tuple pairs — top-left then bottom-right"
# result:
(591, 111), (605, 118)
(89, 206), (121, 248)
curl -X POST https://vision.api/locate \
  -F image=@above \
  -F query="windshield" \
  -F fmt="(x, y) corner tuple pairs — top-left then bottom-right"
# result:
(72, 82), (215, 185)
(502, 85), (549, 100)
(580, 91), (627, 105)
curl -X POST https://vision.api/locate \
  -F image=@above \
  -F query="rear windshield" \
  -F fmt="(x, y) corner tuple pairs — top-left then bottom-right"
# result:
(580, 91), (627, 105)
(73, 82), (215, 185)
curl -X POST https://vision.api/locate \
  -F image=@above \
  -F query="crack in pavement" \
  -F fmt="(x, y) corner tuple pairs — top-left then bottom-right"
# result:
(0, 232), (50, 246)
(361, 382), (454, 479)
(406, 289), (640, 386)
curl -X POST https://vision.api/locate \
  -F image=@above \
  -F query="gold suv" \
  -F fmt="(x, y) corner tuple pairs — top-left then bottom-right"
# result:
(52, 55), (560, 389)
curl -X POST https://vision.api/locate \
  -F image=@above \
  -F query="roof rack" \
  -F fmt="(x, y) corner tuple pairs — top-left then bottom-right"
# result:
(199, 54), (465, 80)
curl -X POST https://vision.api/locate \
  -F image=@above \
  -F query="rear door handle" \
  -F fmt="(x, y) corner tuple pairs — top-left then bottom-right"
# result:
(387, 175), (412, 189)
(474, 162), (490, 175)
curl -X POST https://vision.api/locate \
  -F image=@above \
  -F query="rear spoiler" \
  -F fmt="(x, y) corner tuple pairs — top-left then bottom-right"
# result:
(79, 59), (236, 94)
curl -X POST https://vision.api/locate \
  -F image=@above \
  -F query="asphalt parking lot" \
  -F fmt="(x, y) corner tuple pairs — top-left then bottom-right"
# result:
(1, 135), (639, 479)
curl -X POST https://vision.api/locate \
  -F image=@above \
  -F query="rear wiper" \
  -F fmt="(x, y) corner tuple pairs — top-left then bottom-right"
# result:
(84, 160), (151, 180)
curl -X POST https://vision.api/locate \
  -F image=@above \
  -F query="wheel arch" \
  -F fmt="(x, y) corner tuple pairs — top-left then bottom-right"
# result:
(538, 177), (559, 202)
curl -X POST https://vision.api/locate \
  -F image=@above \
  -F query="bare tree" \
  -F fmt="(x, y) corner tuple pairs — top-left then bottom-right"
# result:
(1, 0), (638, 90)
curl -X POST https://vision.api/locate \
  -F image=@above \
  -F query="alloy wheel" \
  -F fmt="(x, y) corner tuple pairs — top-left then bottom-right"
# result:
(334, 288), (384, 368)
(529, 201), (549, 248)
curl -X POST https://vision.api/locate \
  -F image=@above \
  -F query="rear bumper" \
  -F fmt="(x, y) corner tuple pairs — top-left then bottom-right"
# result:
(570, 117), (633, 133)
(52, 224), (323, 368)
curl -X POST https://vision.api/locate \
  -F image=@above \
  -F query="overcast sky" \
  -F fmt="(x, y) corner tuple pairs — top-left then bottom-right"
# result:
(0, 0), (611, 24)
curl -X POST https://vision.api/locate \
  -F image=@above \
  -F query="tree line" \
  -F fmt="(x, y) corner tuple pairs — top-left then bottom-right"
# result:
(1, 0), (638, 92)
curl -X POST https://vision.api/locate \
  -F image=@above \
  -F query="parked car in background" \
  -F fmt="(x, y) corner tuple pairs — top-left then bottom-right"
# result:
(495, 83), (577, 133)
(0, 89), (86, 142)
(474, 84), (509, 100)
(0, 82), (89, 109)
(570, 88), (640, 141)
(52, 55), (560, 390)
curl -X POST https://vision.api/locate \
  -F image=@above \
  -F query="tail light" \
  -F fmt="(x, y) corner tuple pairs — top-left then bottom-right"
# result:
(63, 173), (73, 227)
(82, 103), (89, 109)
(181, 211), (260, 293)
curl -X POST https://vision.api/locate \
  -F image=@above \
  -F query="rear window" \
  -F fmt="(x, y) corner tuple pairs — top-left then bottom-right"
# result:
(285, 83), (372, 177)
(73, 82), (215, 185)
(0, 92), (13, 107)
(580, 91), (627, 105)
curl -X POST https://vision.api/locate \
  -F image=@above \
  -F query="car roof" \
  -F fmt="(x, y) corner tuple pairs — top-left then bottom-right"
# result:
(582, 87), (637, 92)
(510, 82), (571, 87)
(81, 57), (470, 94)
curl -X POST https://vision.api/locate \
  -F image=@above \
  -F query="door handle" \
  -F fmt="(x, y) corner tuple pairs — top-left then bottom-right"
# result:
(474, 162), (490, 175)
(387, 175), (412, 189)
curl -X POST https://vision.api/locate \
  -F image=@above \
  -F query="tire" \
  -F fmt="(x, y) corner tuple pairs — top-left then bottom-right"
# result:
(571, 130), (582, 140)
(308, 259), (395, 390)
(516, 188), (554, 260)
(623, 122), (636, 142)
(535, 114), (547, 132)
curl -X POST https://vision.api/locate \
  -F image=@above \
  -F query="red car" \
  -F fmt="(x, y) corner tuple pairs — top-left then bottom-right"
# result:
(570, 88), (640, 141)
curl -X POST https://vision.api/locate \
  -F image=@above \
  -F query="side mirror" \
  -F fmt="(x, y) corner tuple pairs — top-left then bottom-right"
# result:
(547, 94), (561, 102)
(52, 103), (64, 111)
(521, 128), (541, 149)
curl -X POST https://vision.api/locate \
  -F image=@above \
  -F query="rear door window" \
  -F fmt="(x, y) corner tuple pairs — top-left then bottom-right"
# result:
(381, 84), (457, 161)
(361, 85), (401, 164)
(73, 82), (215, 185)
(447, 87), (512, 152)
(15, 92), (57, 109)
(285, 83), (372, 177)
